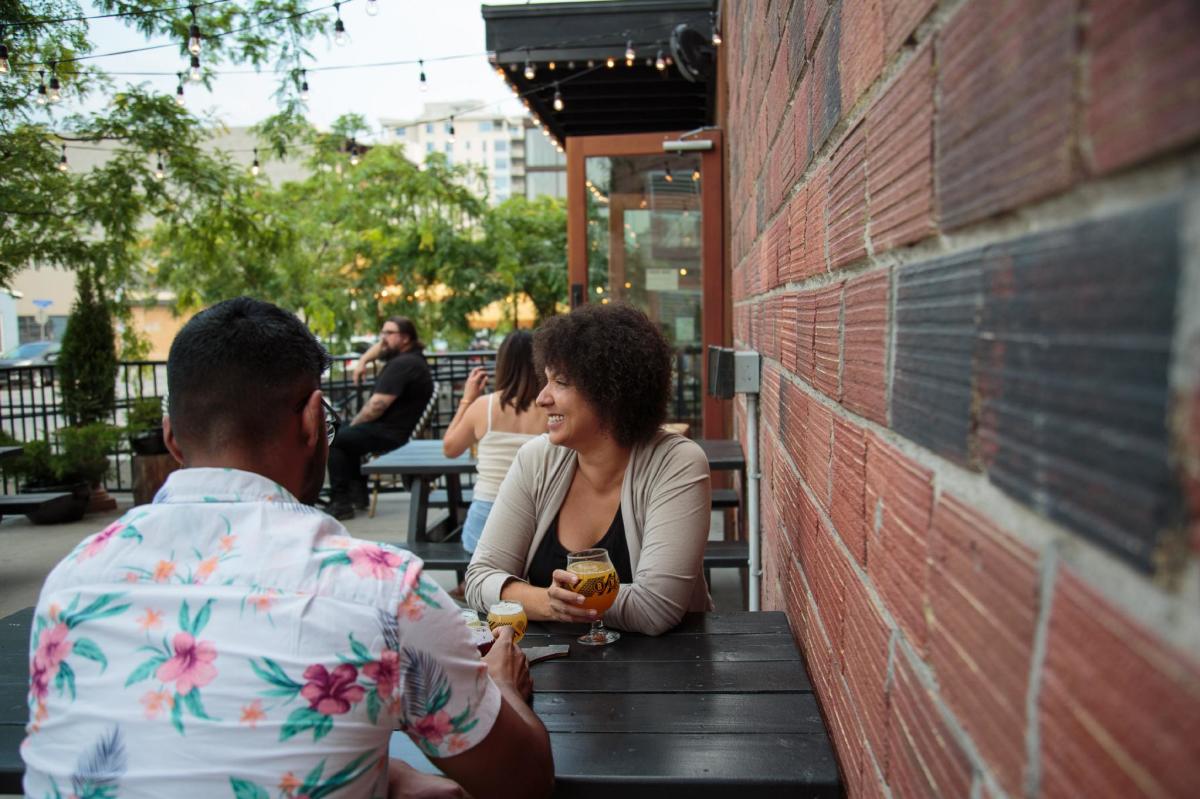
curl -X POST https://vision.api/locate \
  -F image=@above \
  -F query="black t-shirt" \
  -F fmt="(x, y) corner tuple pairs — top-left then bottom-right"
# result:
(527, 507), (634, 589)
(373, 349), (433, 442)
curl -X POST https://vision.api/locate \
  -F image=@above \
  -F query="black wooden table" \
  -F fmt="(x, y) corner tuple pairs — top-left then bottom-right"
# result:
(695, 438), (745, 472)
(0, 608), (30, 795)
(2, 609), (840, 796)
(362, 440), (477, 543)
(394, 611), (840, 798)
(0, 446), (21, 463)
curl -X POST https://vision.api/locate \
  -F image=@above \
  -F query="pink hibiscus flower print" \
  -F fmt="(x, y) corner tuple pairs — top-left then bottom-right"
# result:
(34, 623), (72, 672)
(155, 632), (218, 695)
(348, 544), (403, 580)
(29, 660), (52, 701)
(78, 521), (123, 561)
(362, 650), (400, 698)
(410, 710), (453, 747)
(300, 663), (365, 715)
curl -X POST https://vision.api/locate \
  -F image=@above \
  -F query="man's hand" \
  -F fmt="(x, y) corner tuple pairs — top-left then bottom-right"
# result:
(387, 760), (467, 799)
(462, 367), (488, 404)
(482, 625), (532, 702)
(547, 570), (600, 624)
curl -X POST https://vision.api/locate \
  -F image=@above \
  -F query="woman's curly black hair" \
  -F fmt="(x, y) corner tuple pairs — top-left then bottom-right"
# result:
(533, 302), (673, 448)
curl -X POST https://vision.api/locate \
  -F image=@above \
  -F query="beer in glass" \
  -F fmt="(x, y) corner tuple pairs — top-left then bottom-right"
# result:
(487, 600), (528, 644)
(566, 548), (620, 645)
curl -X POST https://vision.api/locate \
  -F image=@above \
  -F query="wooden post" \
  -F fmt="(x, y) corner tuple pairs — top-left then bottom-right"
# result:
(133, 454), (180, 506)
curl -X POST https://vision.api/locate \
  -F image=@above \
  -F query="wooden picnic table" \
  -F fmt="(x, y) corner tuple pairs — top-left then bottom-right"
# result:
(363, 438), (747, 544)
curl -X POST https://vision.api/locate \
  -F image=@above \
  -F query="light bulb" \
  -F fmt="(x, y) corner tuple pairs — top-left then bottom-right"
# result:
(36, 73), (47, 105)
(553, 87), (563, 111)
(692, 169), (700, 181)
(712, 13), (722, 46)
(656, 50), (666, 71)
(419, 60), (427, 92)
(57, 145), (67, 172)
(154, 157), (165, 181)
(664, 166), (673, 183)
(300, 80), (309, 101)
(548, 61), (556, 70)
(189, 55), (201, 82)
(251, 148), (260, 176)
(366, 0), (379, 16)
(523, 60), (535, 80)
(606, 57), (615, 69)
(334, 20), (348, 46)
(448, 119), (456, 143)
(350, 151), (359, 166)
(625, 40), (635, 62)
(188, 26), (201, 55)
(175, 84), (185, 105)
(0, 44), (9, 75)
(48, 78), (61, 103)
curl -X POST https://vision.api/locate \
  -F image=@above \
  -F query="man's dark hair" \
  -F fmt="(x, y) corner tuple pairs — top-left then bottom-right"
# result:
(494, 330), (540, 413)
(533, 303), (673, 448)
(386, 316), (423, 353)
(167, 297), (331, 451)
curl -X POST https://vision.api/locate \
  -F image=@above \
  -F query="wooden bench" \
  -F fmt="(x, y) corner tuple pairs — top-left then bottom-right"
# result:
(0, 492), (78, 524)
(398, 540), (751, 586)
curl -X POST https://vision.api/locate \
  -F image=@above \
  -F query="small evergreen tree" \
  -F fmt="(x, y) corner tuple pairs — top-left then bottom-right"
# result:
(58, 268), (118, 425)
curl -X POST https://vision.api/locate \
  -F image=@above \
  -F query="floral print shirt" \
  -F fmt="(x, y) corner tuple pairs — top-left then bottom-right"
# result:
(21, 468), (501, 799)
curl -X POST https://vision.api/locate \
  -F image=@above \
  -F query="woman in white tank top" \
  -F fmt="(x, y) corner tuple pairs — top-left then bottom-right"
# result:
(443, 331), (545, 553)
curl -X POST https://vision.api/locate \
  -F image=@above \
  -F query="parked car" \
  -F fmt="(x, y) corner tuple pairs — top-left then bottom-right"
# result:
(0, 341), (61, 386)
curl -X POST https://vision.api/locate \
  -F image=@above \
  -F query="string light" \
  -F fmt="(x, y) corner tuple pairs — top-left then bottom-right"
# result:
(333, 3), (348, 47)
(691, 168), (700, 181)
(605, 56), (615, 68)
(47, 62), (61, 102)
(35, 70), (47, 104)
(366, 0), (379, 17)
(711, 12), (722, 46)
(419, 58), (427, 92)
(154, 152), (165, 181)
(548, 61), (556, 70)
(251, 147), (260, 176)
(448, 116), (455, 143)
(0, 26), (9, 74)
(624, 39), (635, 65)
(664, 164), (673, 182)
(655, 49), (666, 71)
(552, 84), (563, 111)
(189, 53), (201, 82)
(523, 58), (535, 80)
(187, 5), (202, 56)
(349, 138), (359, 166)
(299, 68), (309, 101)
(57, 144), (68, 172)
(175, 72), (185, 105)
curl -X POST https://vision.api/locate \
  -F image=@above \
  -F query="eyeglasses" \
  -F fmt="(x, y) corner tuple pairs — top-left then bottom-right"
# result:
(380, 328), (401, 337)
(293, 392), (341, 445)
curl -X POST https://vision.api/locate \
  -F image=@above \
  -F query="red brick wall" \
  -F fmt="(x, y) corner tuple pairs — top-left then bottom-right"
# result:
(724, 1), (1200, 797)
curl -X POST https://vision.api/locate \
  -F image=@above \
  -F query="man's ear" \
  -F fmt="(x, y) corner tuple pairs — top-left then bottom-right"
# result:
(300, 390), (324, 451)
(163, 416), (185, 466)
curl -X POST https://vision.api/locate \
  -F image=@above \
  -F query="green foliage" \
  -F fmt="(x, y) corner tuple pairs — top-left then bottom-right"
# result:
(58, 268), (117, 424)
(5, 423), (120, 486)
(483, 195), (569, 324)
(126, 397), (164, 433)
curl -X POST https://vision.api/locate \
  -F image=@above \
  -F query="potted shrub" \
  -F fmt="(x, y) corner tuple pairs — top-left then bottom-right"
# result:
(5, 439), (91, 524)
(127, 396), (168, 456)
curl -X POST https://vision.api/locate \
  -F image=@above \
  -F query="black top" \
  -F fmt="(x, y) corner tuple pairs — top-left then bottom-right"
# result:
(373, 349), (433, 442)
(527, 507), (634, 589)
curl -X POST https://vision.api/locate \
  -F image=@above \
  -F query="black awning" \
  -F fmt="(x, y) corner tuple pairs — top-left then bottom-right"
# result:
(482, 0), (717, 142)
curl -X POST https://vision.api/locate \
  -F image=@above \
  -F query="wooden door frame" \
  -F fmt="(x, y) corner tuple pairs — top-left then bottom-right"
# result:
(566, 130), (726, 439)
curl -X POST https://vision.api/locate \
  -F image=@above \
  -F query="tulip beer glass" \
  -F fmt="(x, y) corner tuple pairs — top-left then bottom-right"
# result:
(566, 548), (620, 646)
(487, 600), (528, 644)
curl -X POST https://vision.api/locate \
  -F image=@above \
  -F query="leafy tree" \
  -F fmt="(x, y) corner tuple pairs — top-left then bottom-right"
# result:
(483, 195), (568, 325)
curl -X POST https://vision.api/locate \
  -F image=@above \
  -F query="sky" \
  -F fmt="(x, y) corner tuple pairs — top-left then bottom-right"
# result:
(68, 0), (545, 139)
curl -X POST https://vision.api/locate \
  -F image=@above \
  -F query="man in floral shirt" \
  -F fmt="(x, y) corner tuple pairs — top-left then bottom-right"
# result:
(21, 297), (553, 798)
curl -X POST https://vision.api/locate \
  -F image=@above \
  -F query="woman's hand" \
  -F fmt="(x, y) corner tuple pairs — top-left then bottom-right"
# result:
(462, 367), (489, 404)
(546, 569), (599, 623)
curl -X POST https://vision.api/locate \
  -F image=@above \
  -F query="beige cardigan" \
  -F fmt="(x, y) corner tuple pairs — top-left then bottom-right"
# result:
(465, 431), (713, 635)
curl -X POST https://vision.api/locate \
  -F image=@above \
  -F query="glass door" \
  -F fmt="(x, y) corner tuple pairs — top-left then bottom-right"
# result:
(567, 132), (725, 438)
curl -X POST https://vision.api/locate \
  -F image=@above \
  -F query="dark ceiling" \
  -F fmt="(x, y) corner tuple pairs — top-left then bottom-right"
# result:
(481, 0), (718, 144)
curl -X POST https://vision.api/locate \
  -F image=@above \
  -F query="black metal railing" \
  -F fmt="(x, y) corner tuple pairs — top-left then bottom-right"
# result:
(0, 346), (702, 493)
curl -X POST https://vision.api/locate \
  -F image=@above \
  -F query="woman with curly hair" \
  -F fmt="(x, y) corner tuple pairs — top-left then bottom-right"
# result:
(465, 303), (712, 636)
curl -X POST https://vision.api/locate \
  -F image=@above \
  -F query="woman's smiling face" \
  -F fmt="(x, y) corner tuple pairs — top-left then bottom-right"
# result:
(536, 367), (605, 450)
